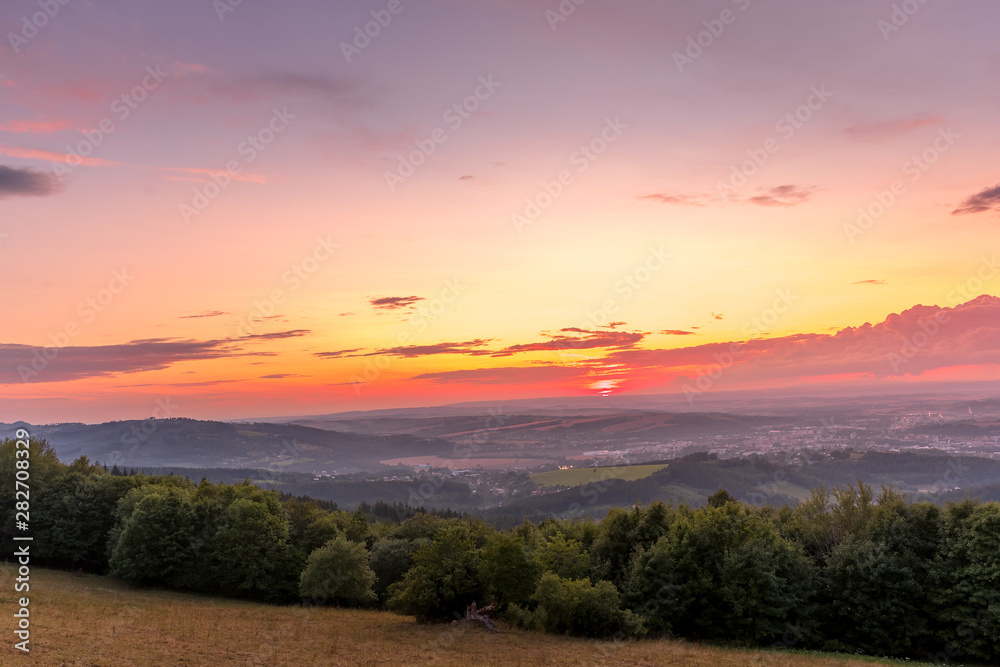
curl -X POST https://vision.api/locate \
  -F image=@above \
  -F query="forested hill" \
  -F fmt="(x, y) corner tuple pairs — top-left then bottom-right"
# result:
(489, 451), (1000, 522)
(96, 450), (1000, 523)
(0, 418), (452, 473)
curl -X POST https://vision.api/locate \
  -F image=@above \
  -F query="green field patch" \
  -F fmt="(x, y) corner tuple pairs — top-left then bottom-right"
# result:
(531, 463), (669, 488)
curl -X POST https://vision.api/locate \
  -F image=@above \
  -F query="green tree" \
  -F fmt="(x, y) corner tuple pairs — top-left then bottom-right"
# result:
(299, 535), (376, 606)
(108, 485), (200, 587)
(345, 507), (372, 545)
(480, 532), (537, 609)
(819, 491), (942, 657)
(34, 459), (140, 571)
(1, 436), (66, 554)
(208, 493), (293, 600)
(299, 512), (346, 556)
(284, 497), (331, 549)
(784, 486), (836, 565)
(389, 523), (485, 622)
(625, 502), (814, 642)
(534, 533), (591, 581)
(933, 501), (1000, 662)
(707, 488), (737, 508)
(392, 512), (445, 541)
(590, 506), (639, 587)
(369, 537), (423, 604)
(108, 480), (296, 601)
(632, 501), (674, 550)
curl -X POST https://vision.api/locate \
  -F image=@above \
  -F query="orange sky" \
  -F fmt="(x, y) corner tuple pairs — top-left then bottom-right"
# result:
(1, 0), (999, 423)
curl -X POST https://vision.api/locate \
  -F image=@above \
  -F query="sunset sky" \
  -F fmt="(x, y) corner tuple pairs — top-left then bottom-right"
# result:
(2, 0), (999, 423)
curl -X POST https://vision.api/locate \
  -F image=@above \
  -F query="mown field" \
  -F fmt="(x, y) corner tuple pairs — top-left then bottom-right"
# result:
(531, 463), (670, 488)
(0, 564), (928, 666)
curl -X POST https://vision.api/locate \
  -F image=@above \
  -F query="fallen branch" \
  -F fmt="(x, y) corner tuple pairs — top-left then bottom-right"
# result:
(460, 601), (499, 632)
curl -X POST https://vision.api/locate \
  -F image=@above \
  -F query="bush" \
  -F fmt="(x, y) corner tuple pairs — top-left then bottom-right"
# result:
(526, 573), (644, 638)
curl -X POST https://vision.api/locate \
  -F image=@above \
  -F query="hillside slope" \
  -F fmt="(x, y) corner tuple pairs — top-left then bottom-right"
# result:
(2, 419), (452, 472)
(0, 565), (919, 666)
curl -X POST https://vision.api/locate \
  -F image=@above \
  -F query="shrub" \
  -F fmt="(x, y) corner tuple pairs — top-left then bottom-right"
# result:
(528, 573), (644, 638)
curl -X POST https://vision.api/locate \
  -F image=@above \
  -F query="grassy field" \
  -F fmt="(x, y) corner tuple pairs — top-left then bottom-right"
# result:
(531, 463), (669, 488)
(0, 564), (928, 666)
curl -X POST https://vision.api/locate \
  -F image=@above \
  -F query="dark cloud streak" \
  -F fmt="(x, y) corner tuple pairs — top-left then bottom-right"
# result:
(370, 295), (424, 311)
(953, 184), (1000, 215)
(0, 338), (270, 384)
(0, 165), (61, 198)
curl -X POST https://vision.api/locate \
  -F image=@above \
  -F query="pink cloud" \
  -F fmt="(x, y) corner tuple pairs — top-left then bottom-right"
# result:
(157, 165), (266, 184)
(639, 192), (710, 206)
(0, 142), (118, 167)
(405, 296), (1000, 395)
(604, 295), (1000, 386)
(0, 119), (72, 134)
(845, 114), (944, 140)
(747, 185), (817, 207)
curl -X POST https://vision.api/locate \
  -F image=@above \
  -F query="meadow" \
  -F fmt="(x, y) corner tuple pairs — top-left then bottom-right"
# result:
(530, 463), (670, 488)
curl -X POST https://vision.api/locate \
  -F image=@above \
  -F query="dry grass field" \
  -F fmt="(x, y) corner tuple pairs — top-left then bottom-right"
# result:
(0, 564), (927, 666)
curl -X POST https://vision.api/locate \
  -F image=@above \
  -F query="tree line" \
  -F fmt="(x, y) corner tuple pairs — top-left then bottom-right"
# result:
(2, 437), (998, 663)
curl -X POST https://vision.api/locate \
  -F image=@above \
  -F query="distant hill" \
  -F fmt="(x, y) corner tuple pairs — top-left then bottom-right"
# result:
(486, 450), (1000, 523)
(287, 411), (796, 443)
(245, 380), (1000, 421)
(0, 418), (453, 473)
(910, 419), (1000, 436)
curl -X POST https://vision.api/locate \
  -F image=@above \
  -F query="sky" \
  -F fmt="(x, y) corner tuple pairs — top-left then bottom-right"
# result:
(1, 0), (999, 423)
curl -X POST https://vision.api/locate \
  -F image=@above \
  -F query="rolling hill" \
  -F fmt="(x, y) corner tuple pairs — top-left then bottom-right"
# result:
(0, 419), (454, 473)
